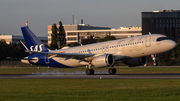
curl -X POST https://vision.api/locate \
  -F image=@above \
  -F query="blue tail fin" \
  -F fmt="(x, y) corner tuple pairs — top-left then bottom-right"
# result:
(21, 26), (49, 53)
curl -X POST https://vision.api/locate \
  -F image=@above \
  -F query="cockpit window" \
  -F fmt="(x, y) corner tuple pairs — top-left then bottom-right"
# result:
(156, 37), (169, 42)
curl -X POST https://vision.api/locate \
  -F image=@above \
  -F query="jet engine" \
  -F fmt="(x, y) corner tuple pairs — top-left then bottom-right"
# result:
(91, 54), (114, 68)
(124, 57), (147, 67)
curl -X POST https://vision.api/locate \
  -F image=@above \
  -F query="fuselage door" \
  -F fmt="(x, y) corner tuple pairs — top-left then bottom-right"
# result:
(44, 55), (49, 64)
(145, 35), (151, 47)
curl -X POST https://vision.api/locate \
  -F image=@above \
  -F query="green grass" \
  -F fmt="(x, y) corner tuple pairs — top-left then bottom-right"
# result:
(0, 79), (180, 101)
(0, 67), (180, 74)
(0, 67), (180, 100)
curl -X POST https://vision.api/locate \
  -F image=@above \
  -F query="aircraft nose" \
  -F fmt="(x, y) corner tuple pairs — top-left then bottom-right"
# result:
(167, 40), (177, 49)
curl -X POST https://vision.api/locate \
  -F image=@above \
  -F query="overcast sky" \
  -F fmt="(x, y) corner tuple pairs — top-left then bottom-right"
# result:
(0, 0), (180, 36)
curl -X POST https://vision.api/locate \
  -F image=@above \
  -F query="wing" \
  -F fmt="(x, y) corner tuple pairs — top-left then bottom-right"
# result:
(25, 50), (94, 59)
(19, 40), (111, 62)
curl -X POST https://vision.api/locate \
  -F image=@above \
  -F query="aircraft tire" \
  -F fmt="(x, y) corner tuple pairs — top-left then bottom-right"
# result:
(86, 69), (94, 75)
(156, 62), (158, 66)
(108, 68), (116, 74)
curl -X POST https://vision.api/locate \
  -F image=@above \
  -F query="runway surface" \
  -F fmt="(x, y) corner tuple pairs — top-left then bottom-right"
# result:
(0, 74), (180, 79)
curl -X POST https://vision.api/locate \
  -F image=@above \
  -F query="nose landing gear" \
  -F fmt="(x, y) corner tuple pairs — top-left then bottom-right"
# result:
(151, 55), (158, 66)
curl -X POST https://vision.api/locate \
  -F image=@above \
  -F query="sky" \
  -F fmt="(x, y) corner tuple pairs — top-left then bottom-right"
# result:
(0, 0), (180, 36)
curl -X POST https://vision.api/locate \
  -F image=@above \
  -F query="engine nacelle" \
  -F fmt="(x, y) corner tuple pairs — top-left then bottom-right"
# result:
(124, 57), (147, 67)
(91, 54), (114, 68)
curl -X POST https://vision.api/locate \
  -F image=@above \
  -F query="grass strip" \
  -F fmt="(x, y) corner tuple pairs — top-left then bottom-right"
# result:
(0, 79), (180, 101)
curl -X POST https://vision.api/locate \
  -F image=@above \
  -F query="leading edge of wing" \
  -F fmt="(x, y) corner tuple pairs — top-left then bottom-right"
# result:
(26, 50), (94, 57)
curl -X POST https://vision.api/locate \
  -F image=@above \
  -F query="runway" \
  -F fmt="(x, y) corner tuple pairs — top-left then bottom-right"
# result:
(0, 74), (180, 79)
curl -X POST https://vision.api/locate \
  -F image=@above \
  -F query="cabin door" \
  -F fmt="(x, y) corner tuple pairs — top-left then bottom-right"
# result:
(44, 55), (49, 64)
(145, 36), (151, 47)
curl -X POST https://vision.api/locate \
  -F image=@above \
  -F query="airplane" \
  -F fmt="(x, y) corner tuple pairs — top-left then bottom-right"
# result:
(20, 25), (177, 75)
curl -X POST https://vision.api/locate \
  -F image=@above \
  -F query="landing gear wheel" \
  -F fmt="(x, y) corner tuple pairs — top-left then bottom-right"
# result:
(155, 61), (158, 66)
(86, 69), (94, 75)
(108, 68), (116, 74)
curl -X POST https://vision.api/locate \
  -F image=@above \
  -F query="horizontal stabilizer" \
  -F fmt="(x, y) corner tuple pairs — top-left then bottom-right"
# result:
(19, 40), (29, 51)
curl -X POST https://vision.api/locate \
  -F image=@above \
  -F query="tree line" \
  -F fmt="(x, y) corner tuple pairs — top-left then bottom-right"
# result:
(50, 21), (66, 50)
(0, 40), (28, 61)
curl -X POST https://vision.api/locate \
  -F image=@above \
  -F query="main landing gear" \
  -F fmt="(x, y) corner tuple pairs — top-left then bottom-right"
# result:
(85, 64), (117, 75)
(86, 69), (94, 75)
(86, 64), (94, 75)
(108, 68), (116, 74)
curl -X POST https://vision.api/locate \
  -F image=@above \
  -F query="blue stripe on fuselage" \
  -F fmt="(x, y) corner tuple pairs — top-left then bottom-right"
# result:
(28, 55), (72, 68)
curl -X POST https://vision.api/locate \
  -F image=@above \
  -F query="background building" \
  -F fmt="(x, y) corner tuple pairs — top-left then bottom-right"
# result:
(142, 9), (180, 41)
(48, 24), (111, 45)
(66, 27), (141, 44)
(0, 35), (47, 44)
(48, 24), (142, 45)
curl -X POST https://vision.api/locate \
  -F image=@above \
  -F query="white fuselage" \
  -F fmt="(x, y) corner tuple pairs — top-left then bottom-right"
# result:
(46, 34), (176, 67)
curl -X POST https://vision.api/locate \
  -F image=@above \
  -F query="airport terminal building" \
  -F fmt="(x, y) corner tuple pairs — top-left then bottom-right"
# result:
(48, 24), (142, 45)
